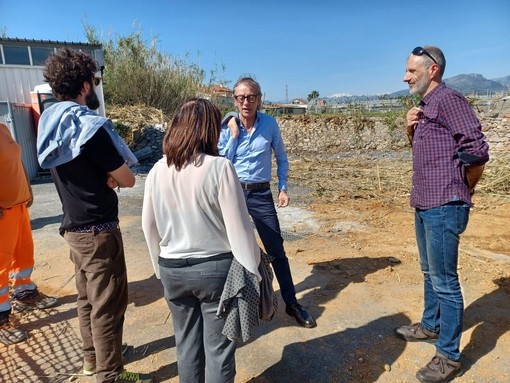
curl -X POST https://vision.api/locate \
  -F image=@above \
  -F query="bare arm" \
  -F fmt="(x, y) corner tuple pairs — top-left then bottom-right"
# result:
(107, 163), (136, 188)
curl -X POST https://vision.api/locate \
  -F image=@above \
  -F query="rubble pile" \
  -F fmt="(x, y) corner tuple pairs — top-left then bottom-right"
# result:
(106, 104), (168, 171)
(130, 124), (166, 171)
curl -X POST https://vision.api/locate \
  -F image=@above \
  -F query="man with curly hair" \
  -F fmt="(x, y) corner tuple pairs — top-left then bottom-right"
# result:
(37, 48), (152, 383)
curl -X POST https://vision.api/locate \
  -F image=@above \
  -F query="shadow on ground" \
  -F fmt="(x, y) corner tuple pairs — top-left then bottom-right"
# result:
(0, 308), (82, 383)
(248, 313), (410, 383)
(462, 276), (510, 372)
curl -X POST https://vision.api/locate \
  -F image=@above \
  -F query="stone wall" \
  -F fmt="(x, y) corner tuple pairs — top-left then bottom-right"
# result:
(277, 112), (509, 155)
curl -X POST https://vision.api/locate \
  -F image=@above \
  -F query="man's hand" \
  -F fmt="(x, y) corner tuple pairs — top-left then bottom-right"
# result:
(227, 117), (240, 139)
(108, 163), (136, 188)
(466, 164), (485, 194)
(107, 174), (119, 189)
(277, 190), (290, 208)
(406, 107), (423, 146)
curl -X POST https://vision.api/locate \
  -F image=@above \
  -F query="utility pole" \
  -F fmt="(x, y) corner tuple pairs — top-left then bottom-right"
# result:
(285, 84), (288, 103)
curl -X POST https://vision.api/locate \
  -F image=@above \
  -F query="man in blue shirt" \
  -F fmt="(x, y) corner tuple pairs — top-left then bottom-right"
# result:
(219, 77), (316, 328)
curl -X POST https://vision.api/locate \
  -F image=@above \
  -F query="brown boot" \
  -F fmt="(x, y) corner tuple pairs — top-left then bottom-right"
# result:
(12, 289), (58, 311)
(416, 352), (463, 383)
(395, 322), (438, 342)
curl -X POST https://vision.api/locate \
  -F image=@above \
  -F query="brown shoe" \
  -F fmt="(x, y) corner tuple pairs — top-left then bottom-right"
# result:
(395, 322), (438, 342)
(416, 352), (463, 383)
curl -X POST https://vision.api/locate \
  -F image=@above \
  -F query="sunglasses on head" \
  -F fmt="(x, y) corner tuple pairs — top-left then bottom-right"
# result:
(412, 47), (438, 65)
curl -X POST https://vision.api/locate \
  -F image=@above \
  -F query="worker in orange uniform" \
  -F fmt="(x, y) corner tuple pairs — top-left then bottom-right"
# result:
(0, 122), (58, 345)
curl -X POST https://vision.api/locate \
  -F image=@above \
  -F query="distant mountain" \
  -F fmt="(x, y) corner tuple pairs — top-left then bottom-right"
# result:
(389, 73), (508, 97)
(329, 92), (353, 98)
(491, 75), (510, 88)
(445, 73), (505, 93)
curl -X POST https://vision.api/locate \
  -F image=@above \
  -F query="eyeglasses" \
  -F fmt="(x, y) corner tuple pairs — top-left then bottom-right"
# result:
(412, 47), (438, 65)
(93, 77), (101, 86)
(233, 94), (259, 103)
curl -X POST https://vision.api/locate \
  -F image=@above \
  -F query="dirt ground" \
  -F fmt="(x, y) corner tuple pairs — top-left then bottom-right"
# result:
(1, 153), (509, 383)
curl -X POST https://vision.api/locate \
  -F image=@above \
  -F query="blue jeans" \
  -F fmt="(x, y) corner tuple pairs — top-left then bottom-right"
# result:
(415, 202), (470, 361)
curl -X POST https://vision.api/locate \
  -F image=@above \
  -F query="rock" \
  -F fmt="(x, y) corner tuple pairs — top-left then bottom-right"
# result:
(389, 257), (401, 264)
(133, 146), (153, 161)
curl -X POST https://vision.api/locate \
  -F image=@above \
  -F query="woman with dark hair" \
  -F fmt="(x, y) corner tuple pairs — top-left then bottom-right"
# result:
(142, 98), (261, 383)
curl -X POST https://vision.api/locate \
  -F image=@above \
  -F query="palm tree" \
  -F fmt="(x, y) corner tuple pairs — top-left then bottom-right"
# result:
(307, 90), (320, 102)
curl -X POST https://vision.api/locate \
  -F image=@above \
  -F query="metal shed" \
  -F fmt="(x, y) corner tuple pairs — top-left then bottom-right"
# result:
(0, 102), (39, 180)
(0, 37), (106, 179)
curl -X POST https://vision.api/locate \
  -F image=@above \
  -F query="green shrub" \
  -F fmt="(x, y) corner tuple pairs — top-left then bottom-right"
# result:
(85, 24), (205, 117)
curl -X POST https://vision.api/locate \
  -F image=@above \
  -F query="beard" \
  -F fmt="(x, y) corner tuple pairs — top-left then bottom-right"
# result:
(85, 87), (100, 110)
(409, 75), (429, 97)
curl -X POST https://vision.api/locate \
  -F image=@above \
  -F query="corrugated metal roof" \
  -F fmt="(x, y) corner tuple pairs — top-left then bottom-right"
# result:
(0, 37), (101, 48)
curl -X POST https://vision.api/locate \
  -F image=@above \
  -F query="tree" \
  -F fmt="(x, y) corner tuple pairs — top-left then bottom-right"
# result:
(307, 90), (320, 102)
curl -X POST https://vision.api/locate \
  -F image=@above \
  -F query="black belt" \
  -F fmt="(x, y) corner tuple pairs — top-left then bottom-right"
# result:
(66, 221), (119, 233)
(240, 182), (271, 190)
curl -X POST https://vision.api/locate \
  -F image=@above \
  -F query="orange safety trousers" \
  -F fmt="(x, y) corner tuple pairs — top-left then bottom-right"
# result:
(0, 204), (35, 313)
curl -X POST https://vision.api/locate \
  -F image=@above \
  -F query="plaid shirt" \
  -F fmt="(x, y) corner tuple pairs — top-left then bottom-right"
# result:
(411, 83), (489, 209)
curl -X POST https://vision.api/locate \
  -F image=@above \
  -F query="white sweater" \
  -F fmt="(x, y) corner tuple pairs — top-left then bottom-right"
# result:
(142, 154), (261, 280)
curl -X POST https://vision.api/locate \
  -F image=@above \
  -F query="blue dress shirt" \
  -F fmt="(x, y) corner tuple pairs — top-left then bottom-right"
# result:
(219, 111), (289, 191)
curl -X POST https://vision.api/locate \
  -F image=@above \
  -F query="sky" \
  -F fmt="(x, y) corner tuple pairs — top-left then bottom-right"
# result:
(1, 0), (509, 102)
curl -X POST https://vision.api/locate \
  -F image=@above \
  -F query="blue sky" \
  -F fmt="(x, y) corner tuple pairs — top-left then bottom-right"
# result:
(1, 0), (509, 102)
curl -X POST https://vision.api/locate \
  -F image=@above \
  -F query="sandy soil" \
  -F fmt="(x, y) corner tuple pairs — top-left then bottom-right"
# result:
(1, 154), (509, 383)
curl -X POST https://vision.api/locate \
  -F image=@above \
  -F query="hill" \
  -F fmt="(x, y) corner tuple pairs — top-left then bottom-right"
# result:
(492, 75), (510, 88)
(389, 73), (508, 97)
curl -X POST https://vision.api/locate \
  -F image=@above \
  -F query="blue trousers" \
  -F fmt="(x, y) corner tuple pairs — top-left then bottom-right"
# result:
(244, 188), (297, 305)
(415, 202), (470, 361)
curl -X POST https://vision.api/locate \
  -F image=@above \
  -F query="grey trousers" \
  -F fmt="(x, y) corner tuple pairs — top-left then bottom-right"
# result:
(65, 228), (128, 383)
(159, 256), (236, 383)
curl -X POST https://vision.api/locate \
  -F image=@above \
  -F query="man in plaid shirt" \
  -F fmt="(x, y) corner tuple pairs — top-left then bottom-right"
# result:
(395, 46), (489, 383)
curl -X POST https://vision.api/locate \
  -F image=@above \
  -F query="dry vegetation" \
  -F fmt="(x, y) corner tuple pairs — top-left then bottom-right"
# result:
(288, 153), (510, 206)
(106, 104), (510, 204)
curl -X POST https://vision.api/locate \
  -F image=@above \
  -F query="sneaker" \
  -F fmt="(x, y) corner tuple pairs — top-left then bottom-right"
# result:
(116, 370), (153, 383)
(12, 289), (58, 311)
(0, 321), (28, 345)
(83, 344), (128, 376)
(82, 358), (96, 376)
(416, 352), (463, 383)
(395, 322), (439, 342)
